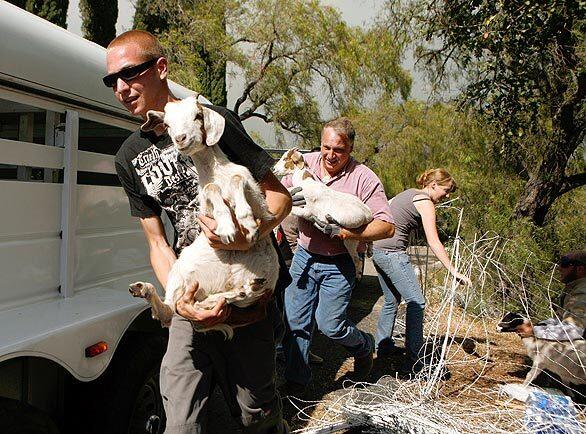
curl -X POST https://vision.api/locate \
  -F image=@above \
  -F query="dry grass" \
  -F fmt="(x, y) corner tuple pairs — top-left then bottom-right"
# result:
(281, 223), (585, 433)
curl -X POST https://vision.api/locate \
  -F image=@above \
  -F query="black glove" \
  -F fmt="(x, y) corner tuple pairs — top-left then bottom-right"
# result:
(290, 186), (306, 207)
(310, 214), (342, 238)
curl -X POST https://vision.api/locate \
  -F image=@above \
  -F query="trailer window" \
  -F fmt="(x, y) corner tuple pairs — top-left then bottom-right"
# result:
(79, 118), (129, 156)
(0, 97), (137, 186)
(0, 98), (62, 181)
(76, 116), (133, 186)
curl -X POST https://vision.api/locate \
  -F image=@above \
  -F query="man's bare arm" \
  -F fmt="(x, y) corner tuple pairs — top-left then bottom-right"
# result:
(340, 219), (395, 242)
(258, 169), (293, 235)
(139, 216), (177, 288)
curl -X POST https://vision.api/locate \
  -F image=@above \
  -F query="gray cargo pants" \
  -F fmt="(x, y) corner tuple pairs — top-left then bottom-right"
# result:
(160, 302), (285, 434)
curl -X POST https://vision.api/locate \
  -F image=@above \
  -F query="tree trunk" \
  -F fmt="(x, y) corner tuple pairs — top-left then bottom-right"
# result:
(514, 175), (563, 227)
(80, 0), (118, 48)
(514, 78), (585, 225)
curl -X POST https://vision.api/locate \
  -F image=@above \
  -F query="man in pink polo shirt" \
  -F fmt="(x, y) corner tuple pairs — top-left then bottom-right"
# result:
(281, 117), (394, 394)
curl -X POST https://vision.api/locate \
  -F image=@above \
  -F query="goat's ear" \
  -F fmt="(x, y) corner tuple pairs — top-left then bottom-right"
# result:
(290, 148), (305, 169)
(201, 107), (225, 146)
(301, 169), (313, 180)
(141, 110), (165, 132)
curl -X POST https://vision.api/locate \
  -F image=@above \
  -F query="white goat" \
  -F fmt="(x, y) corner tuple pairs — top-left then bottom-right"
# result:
(129, 96), (278, 338)
(497, 312), (586, 389)
(273, 147), (373, 274)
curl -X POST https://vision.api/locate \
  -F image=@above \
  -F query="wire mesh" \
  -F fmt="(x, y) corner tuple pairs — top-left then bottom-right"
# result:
(291, 204), (585, 433)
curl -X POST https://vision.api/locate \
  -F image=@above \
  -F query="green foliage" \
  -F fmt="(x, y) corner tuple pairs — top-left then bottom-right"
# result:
(133, 0), (227, 107)
(139, 0), (410, 145)
(133, 0), (170, 34)
(352, 100), (515, 224)
(414, 0), (583, 157)
(7, 0), (69, 28)
(351, 99), (583, 313)
(387, 0), (586, 225)
(79, 0), (117, 48)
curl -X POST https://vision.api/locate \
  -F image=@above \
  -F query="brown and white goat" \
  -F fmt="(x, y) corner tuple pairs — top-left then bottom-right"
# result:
(497, 312), (586, 388)
(273, 147), (373, 274)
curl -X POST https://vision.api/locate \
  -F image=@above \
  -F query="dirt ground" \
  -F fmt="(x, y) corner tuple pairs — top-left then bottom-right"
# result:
(207, 258), (579, 433)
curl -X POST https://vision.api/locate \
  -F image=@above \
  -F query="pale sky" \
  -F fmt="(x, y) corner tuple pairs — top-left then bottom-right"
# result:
(67, 1), (383, 37)
(66, 0), (426, 146)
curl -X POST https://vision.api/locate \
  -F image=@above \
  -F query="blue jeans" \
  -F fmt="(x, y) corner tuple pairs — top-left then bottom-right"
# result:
(373, 249), (426, 363)
(283, 246), (372, 385)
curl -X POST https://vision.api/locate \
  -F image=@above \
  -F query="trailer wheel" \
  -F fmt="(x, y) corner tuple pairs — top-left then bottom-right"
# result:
(83, 333), (167, 434)
(127, 365), (165, 434)
(114, 334), (167, 434)
(0, 397), (60, 434)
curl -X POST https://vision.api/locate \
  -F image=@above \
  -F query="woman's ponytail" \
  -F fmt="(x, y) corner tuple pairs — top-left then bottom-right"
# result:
(416, 168), (457, 192)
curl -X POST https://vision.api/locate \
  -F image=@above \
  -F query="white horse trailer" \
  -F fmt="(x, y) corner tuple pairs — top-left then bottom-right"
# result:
(0, 3), (200, 433)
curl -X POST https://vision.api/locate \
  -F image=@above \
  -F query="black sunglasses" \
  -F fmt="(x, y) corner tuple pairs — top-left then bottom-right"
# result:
(102, 58), (159, 88)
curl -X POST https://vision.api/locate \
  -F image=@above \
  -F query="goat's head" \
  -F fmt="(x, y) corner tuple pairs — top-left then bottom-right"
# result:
(141, 95), (225, 155)
(273, 148), (307, 176)
(497, 312), (534, 337)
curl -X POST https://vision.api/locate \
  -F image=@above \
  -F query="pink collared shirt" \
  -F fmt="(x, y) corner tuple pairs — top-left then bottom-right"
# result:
(283, 152), (394, 256)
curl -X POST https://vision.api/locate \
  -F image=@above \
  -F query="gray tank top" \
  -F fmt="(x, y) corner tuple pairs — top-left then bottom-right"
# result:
(374, 188), (431, 252)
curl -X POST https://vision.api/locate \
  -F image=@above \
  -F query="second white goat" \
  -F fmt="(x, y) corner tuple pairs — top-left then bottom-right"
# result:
(273, 147), (373, 273)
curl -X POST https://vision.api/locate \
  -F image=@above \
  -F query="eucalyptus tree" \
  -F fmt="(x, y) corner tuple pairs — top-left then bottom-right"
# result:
(136, 0), (411, 144)
(387, 0), (585, 225)
(80, 0), (118, 47)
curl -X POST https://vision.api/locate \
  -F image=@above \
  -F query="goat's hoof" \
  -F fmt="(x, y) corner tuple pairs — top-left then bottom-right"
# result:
(220, 234), (235, 244)
(129, 281), (155, 299)
(237, 215), (259, 243)
(215, 224), (237, 244)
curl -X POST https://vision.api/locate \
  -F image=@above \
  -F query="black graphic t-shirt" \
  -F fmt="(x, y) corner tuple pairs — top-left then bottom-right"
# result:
(115, 104), (274, 252)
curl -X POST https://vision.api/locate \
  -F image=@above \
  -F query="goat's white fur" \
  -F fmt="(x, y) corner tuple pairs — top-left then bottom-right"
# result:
(129, 96), (278, 338)
(273, 147), (373, 273)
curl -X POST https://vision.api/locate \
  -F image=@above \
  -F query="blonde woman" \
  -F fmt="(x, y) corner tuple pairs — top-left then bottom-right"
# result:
(373, 169), (471, 375)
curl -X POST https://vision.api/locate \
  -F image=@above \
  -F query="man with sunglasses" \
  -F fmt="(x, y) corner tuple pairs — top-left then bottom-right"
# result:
(557, 251), (586, 329)
(107, 30), (291, 434)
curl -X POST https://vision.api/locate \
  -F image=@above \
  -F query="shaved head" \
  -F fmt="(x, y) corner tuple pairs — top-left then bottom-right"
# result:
(106, 30), (173, 118)
(107, 30), (165, 61)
